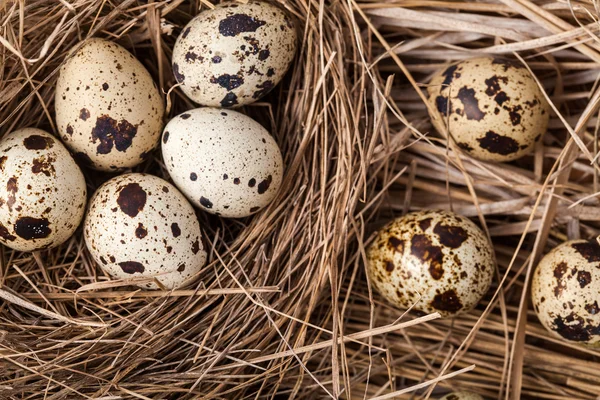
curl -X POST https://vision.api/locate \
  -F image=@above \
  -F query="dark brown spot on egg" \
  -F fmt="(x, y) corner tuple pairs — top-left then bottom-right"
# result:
(552, 312), (600, 342)
(185, 52), (199, 62)
(163, 131), (169, 143)
(585, 301), (600, 315)
(257, 175), (272, 194)
(457, 142), (474, 152)
(494, 91), (509, 106)
(91, 115), (138, 154)
(173, 62), (185, 83)
(388, 236), (404, 252)
(200, 197), (213, 209)
(506, 105), (523, 126)
(6, 177), (18, 211)
(484, 75), (507, 97)
(577, 270), (592, 288)
(118, 261), (145, 274)
(258, 49), (270, 61)
(117, 183), (147, 217)
(411, 234), (444, 280)
(79, 108), (90, 121)
(253, 80), (274, 99)
(267, 68), (275, 77)
(419, 218), (432, 231)
(24, 135), (54, 150)
(14, 217), (51, 240)
(221, 92), (238, 107)
(430, 289), (463, 313)
(0, 222), (16, 241)
(219, 14), (266, 37)
(66, 124), (74, 135)
(477, 131), (520, 155)
(433, 222), (468, 248)
(385, 260), (395, 272)
(182, 26), (191, 38)
(177, 263), (186, 272)
(211, 74), (244, 90)
(440, 64), (458, 86)
(0, 156), (6, 171)
(99, 256), (107, 265)
(571, 241), (600, 262)
(32, 156), (56, 177)
(102, 83), (109, 91)
(212, 56), (222, 63)
(190, 173), (197, 181)
(435, 95), (449, 116)
(135, 223), (147, 239)
(553, 261), (568, 297)
(457, 86), (485, 121)
(171, 223), (181, 238)
(180, 113), (191, 119)
(191, 238), (200, 254)
(248, 178), (256, 187)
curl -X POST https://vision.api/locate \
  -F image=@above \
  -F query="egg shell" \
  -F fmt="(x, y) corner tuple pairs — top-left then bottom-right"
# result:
(427, 57), (549, 162)
(0, 128), (87, 252)
(439, 392), (484, 400)
(171, 0), (297, 107)
(55, 38), (164, 171)
(161, 108), (283, 218)
(532, 239), (600, 345)
(367, 210), (495, 318)
(84, 173), (207, 289)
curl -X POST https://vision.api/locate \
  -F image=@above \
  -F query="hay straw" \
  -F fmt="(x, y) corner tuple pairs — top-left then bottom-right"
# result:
(1, 0), (600, 399)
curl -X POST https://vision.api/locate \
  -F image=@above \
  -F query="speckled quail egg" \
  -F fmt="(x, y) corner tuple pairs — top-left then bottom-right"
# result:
(532, 239), (600, 346)
(84, 173), (207, 289)
(439, 392), (484, 400)
(0, 128), (87, 252)
(161, 108), (283, 218)
(367, 210), (495, 318)
(427, 57), (549, 162)
(172, 0), (297, 107)
(55, 38), (164, 171)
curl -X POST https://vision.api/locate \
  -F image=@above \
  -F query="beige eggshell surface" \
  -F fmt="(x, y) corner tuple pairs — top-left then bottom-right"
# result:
(367, 210), (495, 318)
(161, 108), (283, 218)
(439, 392), (484, 400)
(0, 128), (87, 252)
(532, 239), (600, 345)
(172, 0), (297, 107)
(55, 38), (164, 171)
(427, 57), (549, 162)
(84, 173), (207, 289)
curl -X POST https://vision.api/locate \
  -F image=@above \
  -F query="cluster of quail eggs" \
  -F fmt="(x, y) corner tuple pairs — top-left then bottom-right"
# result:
(367, 56), (600, 350)
(0, 0), (296, 290)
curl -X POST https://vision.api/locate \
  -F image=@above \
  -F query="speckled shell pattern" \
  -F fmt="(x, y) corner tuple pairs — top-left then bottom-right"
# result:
(427, 57), (549, 162)
(367, 210), (495, 318)
(171, 0), (297, 107)
(439, 392), (484, 400)
(84, 173), (207, 289)
(532, 239), (600, 345)
(0, 128), (87, 252)
(55, 38), (164, 171)
(161, 108), (283, 218)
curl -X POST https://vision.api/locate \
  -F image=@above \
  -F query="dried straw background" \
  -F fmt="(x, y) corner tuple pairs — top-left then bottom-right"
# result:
(1, 0), (600, 399)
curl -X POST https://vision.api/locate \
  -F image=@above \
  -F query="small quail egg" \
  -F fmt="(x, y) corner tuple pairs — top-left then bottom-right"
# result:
(427, 57), (549, 162)
(172, 0), (297, 107)
(84, 173), (207, 289)
(439, 392), (484, 400)
(532, 239), (600, 345)
(0, 128), (87, 252)
(55, 38), (164, 171)
(161, 108), (283, 218)
(367, 210), (495, 318)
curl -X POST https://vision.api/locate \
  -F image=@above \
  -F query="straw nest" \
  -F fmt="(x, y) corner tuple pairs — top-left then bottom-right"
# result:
(1, 0), (600, 399)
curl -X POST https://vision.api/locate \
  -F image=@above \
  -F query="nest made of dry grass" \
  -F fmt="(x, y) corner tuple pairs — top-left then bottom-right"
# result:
(1, 0), (600, 399)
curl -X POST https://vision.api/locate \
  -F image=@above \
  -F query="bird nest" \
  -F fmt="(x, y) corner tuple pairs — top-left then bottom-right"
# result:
(1, 0), (599, 399)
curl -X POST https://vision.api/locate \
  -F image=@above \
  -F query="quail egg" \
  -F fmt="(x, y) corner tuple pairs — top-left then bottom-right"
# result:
(84, 173), (207, 289)
(367, 210), (495, 318)
(427, 57), (549, 162)
(55, 38), (164, 171)
(161, 108), (283, 218)
(439, 392), (484, 400)
(0, 128), (87, 252)
(172, 0), (297, 107)
(532, 239), (600, 345)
